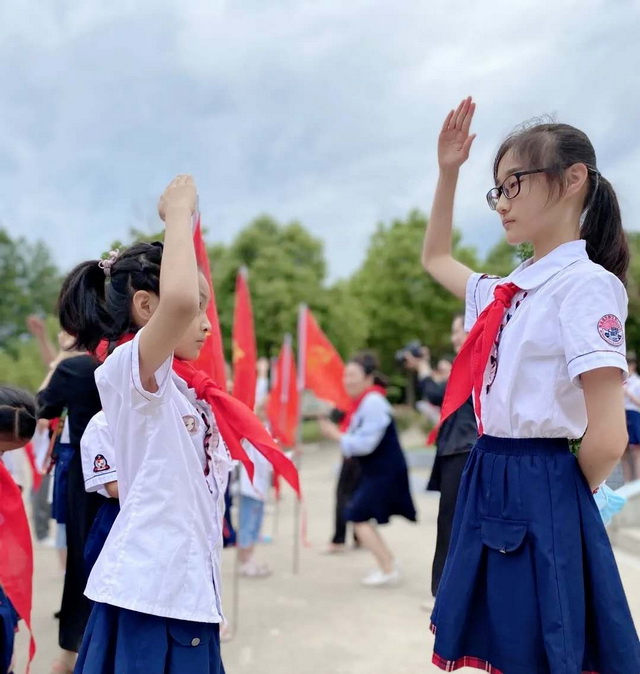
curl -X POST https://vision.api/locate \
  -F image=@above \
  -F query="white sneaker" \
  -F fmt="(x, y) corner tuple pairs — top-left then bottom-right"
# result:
(361, 565), (402, 587)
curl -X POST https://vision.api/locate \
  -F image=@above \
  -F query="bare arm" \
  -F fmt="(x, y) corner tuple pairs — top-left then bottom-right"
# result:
(105, 481), (119, 499)
(422, 97), (477, 300)
(138, 175), (200, 390)
(26, 315), (57, 367)
(579, 368), (628, 490)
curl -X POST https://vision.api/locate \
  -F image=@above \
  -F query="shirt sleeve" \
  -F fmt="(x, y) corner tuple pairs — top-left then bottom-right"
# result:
(37, 359), (74, 419)
(96, 329), (174, 417)
(560, 270), (628, 388)
(464, 273), (503, 332)
(81, 412), (117, 496)
(340, 393), (392, 458)
(419, 377), (447, 406)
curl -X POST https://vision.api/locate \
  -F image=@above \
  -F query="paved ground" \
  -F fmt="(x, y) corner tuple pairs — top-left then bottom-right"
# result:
(15, 442), (640, 673)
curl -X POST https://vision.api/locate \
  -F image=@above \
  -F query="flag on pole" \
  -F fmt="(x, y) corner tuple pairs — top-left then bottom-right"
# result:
(297, 305), (350, 411)
(267, 335), (299, 448)
(0, 460), (36, 670)
(232, 268), (257, 410)
(192, 210), (227, 390)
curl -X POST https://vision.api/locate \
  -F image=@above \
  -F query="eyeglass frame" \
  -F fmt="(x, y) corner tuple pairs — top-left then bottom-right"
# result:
(486, 168), (553, 211)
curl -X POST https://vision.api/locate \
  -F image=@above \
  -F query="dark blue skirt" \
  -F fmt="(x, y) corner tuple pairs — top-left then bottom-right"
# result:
(431, 435), (640, 674)
(0, 587), (18, 674)
(345, 468), (417, 525)
(625, 410), (640, 445)
(52, 444), (75, 524)
(84, 499), (120, 575)
(74, 603), (225, 674)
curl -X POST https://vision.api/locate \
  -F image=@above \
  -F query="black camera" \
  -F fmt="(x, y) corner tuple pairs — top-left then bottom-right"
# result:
(395, 340), (424, 365)
(328, 408), (346, 425)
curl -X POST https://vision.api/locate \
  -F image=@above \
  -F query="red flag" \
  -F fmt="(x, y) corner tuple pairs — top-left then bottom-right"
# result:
(192, 212), (227, 390)
(298, 306), (350, 411)
(266, 335), (299, 448)
(232, 268), (257, 409)
(0, 460), (36, 669)
(23, 442), (42, 492)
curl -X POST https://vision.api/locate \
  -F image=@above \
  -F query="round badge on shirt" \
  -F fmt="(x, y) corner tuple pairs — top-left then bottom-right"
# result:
(597, 314), (624, 346)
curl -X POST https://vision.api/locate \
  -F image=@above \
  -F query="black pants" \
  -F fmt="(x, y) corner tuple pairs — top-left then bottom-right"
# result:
(431, 452), (469, 597)
(332, 458), (361, 545)
(59, 450), (101, 652)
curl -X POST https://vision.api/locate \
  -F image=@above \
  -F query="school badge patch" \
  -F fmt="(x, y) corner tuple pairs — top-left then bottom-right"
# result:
(183, 415), (198, 433)
(93, 454), (110, 473)
(597, 314), (624, 346)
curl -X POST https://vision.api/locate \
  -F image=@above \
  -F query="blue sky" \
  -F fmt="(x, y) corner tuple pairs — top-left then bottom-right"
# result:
(1, 0), (638, 281)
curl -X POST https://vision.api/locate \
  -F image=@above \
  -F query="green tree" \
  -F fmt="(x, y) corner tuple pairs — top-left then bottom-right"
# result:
(0, 229), (61, 351)
(349, 210), (479, 372)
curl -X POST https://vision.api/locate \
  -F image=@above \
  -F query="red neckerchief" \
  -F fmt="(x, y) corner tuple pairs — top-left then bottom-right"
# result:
(97, 335), (300, 496)
(0, 461), (36, 670)
(339, 385), (388, 432)
(429, 282), (520, 443)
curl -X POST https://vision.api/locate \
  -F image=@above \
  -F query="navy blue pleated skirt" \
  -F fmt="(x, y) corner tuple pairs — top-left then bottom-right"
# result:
(625, 410), (640, 445)
(431, 436), (640, 674)
(84, 499), (120, 575)
(74, 603), (225, 674)
(0, 587), (18, 674)
(52, 444), (75, 524)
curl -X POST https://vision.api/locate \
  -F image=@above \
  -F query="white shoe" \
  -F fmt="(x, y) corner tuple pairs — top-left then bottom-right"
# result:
(361, 565), (401, 587)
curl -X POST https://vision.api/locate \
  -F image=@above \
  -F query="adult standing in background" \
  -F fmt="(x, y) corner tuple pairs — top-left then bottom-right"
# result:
(404, 315), (477, 605)
(38, 340), (102, 674)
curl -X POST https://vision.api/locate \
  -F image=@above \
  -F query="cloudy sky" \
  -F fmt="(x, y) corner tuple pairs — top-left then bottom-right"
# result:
(1, 0), (638, 281)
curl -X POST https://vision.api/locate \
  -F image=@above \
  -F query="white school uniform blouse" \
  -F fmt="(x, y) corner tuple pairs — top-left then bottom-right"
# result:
(624, 373), (640, 413)
(84, 331), (231, 623)
(340, 393), (393, 457)
(80, 412), (117, 498)
(465, 240), (628, 439)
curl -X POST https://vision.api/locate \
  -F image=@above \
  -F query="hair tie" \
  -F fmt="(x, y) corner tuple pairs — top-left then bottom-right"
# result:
(98, 249), (120, 278)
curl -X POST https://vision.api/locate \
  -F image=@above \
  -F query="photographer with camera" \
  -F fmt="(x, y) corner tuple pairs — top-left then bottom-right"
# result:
(401, 315), (477, 607)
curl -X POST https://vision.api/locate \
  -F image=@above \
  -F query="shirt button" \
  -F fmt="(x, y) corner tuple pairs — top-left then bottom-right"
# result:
(191, 637), (201, 647)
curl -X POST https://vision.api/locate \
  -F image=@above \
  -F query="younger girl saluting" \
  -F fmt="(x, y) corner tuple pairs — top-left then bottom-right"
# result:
(422, 98), (639, 673)
(58, 176), (228, 674)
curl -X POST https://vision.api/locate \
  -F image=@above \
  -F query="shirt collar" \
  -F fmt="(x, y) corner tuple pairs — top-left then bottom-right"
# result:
(507, 239), (588, 291)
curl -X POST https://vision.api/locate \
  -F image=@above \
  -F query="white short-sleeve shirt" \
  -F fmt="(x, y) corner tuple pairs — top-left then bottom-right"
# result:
(80, 412), (117, 498)
(85, 330), (231, 623)
(624, 372), (640, 413)
(465, 240), (628, 439)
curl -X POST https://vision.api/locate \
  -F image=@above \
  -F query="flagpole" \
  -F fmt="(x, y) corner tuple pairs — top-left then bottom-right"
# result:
(232, 470), (241, 638)
(293, 305), (307, 575)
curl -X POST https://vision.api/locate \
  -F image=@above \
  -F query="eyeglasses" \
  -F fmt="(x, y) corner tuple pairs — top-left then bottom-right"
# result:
(486, 168), (551, 211)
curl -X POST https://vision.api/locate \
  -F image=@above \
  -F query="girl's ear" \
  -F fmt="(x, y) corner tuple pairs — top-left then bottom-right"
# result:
(565, 163), (589, 198)
(131, 290), (159, 326)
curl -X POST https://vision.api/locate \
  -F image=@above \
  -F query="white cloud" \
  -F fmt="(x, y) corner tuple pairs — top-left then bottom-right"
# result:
(0, 0), (638, 281)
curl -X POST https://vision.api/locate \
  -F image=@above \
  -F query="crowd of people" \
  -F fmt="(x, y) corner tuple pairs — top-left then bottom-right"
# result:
(1, 96), (639, 673)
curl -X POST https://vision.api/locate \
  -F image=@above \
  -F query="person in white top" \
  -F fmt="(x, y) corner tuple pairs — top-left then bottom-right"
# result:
(622, 351), (640, 481)
(56, 175), (228, 674)
(237, 364), (273, 578)
(421, 97), (639, 673)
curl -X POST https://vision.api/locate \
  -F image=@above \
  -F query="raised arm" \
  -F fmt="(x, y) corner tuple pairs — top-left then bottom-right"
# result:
(26, 315), (57, 367)
(422, 97), (477, 300)
(138, 175), (200, 390)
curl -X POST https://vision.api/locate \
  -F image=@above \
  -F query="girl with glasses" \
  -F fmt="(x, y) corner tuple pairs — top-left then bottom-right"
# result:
(421, 97), (639, 673)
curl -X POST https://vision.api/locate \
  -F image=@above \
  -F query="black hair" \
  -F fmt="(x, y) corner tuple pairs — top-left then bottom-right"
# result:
(494, 122), (629, 284)
(58, 242), (164, 352)
(0, 386), (37, 443)
(349, 352), (388, 388)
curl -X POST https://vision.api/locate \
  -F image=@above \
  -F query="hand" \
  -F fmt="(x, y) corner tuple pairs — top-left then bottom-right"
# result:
(438, 97), (476, 171)
(26, 315), (46, 337)
(158, 174), (197, 222)
(319, 418), (342, 442)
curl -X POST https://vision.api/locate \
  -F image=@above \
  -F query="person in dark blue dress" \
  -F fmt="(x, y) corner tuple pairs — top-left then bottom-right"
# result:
(320, 353), (417, 587)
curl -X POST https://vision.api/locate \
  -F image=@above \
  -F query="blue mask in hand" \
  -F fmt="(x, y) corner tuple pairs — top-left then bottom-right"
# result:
(593, 484), (627, 526)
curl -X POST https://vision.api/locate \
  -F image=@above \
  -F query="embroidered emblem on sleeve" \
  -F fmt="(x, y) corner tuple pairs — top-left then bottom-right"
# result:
(93, 454), (110, 473)
(597, 314), (624, 346)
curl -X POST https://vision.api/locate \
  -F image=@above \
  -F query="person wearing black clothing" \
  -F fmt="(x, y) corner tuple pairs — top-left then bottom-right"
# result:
(405, 315), (477, 601)
(327, 457), (361, 553)
(38, 352), (102, 674)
